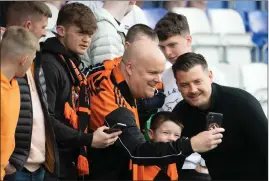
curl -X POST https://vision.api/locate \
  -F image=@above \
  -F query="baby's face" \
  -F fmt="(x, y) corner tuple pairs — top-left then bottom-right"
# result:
(151, 121), (182, 142)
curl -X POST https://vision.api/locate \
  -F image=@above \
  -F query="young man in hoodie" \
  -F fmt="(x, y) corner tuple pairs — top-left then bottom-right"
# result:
(41, 3), (122, 180)
(1, 26), (40, 180)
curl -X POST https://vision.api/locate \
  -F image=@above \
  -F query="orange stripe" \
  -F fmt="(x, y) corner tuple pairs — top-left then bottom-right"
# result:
(78, 107), (91, 115)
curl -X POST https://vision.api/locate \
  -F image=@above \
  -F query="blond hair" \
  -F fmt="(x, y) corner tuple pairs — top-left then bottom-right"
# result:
(1, 26), (40, 61)
(7, 1), (52, 26)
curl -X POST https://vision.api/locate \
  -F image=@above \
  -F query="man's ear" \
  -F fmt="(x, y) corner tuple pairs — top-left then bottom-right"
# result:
(125, 60), (133, 76)
(56, 25), (65, 37)
(186, 35), (192, 47)
(208, 69), (213, 83)
(148, 129), (154, 140)
(125, 41), (130, 50)
(24, 21), (32, 30)
(176, 80), (182, 92)
(19, 55), (28, 66)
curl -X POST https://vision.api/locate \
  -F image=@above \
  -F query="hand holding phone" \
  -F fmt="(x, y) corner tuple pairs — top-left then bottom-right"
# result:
(206, 112), (223, 131)
(104, 123), (126, 134)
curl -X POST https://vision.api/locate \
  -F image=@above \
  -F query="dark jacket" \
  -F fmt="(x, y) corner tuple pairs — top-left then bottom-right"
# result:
(9, 51), (59, 176)
(173, 83), (268, 180)
(137, 89), (165, 130)
(41, 37), (93, 178)
(88, 64), (194, 179)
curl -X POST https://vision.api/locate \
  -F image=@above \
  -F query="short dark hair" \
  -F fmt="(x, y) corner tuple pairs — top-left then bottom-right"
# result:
(172, 52), (208, 76)
(7, 2), (52, 26)
(154, 12), (190, 41)
(57, 3), (97, 35)
(150, 111), (184, 131)
(126, 24), (158, 43)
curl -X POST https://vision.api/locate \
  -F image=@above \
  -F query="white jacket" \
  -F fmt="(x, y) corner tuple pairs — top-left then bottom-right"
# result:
(82, 8), (125, 67)
(120, 5), (149, 35)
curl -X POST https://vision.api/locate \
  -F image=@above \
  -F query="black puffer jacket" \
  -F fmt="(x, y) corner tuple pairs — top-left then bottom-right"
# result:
(9, 51), (59, 177)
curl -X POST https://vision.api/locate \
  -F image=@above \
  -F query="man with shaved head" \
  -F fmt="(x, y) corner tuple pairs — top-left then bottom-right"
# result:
(84, 24), (164, 130)
(88, 40), (225, 179)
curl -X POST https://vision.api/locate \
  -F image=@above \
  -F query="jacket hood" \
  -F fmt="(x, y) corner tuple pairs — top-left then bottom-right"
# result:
(42, 37), (81, 66)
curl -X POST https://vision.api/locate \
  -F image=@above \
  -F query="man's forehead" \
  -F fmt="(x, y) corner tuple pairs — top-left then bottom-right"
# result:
(159, 35), (185, 46)
(145, 60), (165, 71)
(176, 66), (206, 80)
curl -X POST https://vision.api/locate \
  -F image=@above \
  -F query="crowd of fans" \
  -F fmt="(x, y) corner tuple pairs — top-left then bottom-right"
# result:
(0, 1), (268, 181)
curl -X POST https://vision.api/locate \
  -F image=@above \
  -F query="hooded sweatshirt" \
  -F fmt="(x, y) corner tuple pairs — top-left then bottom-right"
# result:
(0, 72), (20, 180)
(41, 37), (93, 178)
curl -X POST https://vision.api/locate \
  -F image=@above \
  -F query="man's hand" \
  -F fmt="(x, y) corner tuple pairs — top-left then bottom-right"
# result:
(190, 128), (225, 153)
(91, 126), (122, 148)
(195, 164), (209, 174)
(4, 162), (16, 175)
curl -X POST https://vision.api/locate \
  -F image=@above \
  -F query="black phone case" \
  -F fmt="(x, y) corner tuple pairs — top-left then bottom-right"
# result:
(104, 123), (126, 134)
(206, 112), (223, 130)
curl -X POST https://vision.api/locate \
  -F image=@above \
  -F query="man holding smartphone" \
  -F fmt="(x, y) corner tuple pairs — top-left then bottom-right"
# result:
(172, 52), (268, 180)
(88, 40), (225, 179)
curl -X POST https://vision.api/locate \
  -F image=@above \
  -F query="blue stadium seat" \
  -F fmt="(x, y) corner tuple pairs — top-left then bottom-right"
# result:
(233, 1), (259, 31)
(247, 11), (268, 48)
(233, 1), (258, 13)
(141, 1), (164, 9)
(142, 8), (168, 29)
(248, 11), (268, 34)
(206, 1), (229, 9)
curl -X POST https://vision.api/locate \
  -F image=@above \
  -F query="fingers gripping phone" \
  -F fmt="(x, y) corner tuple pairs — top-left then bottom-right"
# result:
(104, 123), (126, 134)
(206, 112), (223, 131)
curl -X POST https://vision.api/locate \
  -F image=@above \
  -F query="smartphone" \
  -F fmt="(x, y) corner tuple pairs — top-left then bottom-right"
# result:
(104, 123), (127, 134)
(206, 112), (223, 131)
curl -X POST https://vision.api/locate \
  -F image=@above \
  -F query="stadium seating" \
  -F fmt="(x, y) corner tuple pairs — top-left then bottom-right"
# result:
(142, 8), (167, 29)
(239, 63), (268, 116)
(172, 7), (223, 64)
(206, 1), (229, 9)
(215, 63), (241, 88)
(141, 1), (164, 9)
(239, 62), (267, 92)
(208, 9), (246, 34)
(208, 9), (256, 64)
(231, 1), (259, 31)
(246, 10), (268, 62)
(232, 1), (258, 14)
(247, 10), (268, 47)
(171, 7), (211, 33)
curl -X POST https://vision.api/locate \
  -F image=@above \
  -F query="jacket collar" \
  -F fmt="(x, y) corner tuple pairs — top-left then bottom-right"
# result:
(209, 83), (218, 110)
(111, 64), (136, 107)
(94, 8), (125, 33)
(42, 37), (81, 67)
